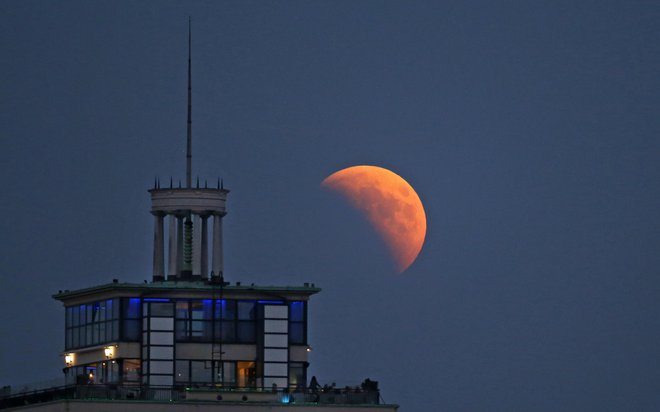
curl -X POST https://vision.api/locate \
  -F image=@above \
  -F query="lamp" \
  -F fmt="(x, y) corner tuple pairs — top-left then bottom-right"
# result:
(64, 353), (74, 366)
(104, 346), (114, 359)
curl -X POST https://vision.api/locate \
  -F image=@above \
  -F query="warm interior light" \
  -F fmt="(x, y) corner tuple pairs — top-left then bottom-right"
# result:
(306, 346), (313, 352)
(104, 346), (114, 359)
(64, 353), (74, 366)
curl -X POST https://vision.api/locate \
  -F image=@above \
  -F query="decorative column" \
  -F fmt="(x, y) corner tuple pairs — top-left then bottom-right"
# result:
(212, 214), (224, 280)
(192, 214), (201, 278)
(152, 212), (165, 281)
(168, 214), (177, 279)
(181, 215), (193, 278)
(200, 215), (209, 279)
(176, 215), (184, 277)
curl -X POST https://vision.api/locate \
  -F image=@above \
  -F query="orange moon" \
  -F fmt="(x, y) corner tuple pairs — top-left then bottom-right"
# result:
(321, 165), (426, 273)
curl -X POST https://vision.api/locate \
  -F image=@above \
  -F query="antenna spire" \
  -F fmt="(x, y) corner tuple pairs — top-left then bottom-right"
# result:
(186, 17), (192, 188)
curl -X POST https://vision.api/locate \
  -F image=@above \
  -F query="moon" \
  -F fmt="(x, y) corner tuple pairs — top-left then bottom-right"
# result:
(321, 165), (427, 273)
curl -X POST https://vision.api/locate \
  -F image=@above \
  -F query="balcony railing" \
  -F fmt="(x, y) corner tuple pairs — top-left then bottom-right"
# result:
(0, 384), (381, 409)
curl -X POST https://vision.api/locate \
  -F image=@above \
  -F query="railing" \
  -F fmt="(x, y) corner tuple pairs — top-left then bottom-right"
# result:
(0, 384), (380, 409)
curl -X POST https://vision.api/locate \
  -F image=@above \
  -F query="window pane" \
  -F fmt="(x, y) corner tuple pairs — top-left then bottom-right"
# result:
(123, 319), (140, 341)
(112, 299), (120, 319)
(106, 300), (113, 320)
(66, 307), (73, 327)
(72, 327), (79, 347)
(290, 301), (305, 322)
(191, 300), (212, 321)
(237, 362), (256, 388)
(66, 329), (72, 349)
(112, 320), (119, 341)
(191, 321), (211, 340)
(175, 360), (189, 383)
(214, 320), (235, 342)
(191, 361), (212, 383)
(175, 320), (188, 341)
(222, 362), (236, 386)
(123, 359), (140, 382)
(237, 301), (256, 320)
(215, 300), (236, 320)
(150, 302), (173, 317)
(124, 298), (141, 319)
(289, 363), (305, 389)
(78, 305), (86, 326)
(237, 321), (255, 343)
(98, 301), (107, 322)
(85, 325), (92, 346)
(176, 301), (189, 319)
(289, 322), (305, 344)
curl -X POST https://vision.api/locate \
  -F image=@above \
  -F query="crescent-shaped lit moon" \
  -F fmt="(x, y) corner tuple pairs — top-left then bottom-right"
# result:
(321, 165), (427, 273)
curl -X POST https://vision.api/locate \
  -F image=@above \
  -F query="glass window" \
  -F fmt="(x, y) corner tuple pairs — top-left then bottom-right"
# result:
(123, 359), (140, 382)
(237, 301), (256, 320)
(289, 323), (305, 344)
(175, 320), (188, 340)
(237, 362), (256, 388)
(221, 362), (236, 386)
(191, 361), (212, 383)
(214, 320), (235, 342)
(176, 301), (189, 319)
(150, 302), (173, 317)
(123, 298), (141, 319)
(289, 363), (305, 390)
(66, 306), (73, 328)
(78, 305), (86, 326)
(290, 301), (305, 322)
(215, 300), (236, 320)
(191, 300), (212, 321)
(175, 360), (189, 383)
(123, 319), (140, 341)
(237, 322), (255, 343)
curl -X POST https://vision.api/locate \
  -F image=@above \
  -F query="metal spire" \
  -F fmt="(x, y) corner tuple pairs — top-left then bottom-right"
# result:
(186, 17), (192, 188)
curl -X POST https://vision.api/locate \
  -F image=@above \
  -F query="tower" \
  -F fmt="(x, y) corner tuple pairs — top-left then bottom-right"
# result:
(149, 19), (228, 283)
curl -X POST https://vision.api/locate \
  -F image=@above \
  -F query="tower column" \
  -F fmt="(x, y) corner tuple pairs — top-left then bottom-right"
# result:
(152, 212), (165, 281)
(212, 213), (224, 280)
(176, 214), (184, 278)
(168, 214), (177, 279)
(201, 214), (209, 279)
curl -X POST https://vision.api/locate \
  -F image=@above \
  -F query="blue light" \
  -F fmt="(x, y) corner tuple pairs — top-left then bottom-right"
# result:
(281, 394), (290, 404)
(258, 300), (284, 304)
(129, 298), (140, 303)
(143, 298), (170, 302)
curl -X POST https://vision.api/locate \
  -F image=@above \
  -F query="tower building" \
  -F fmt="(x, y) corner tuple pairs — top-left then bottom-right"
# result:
(0, 24), (398, 412)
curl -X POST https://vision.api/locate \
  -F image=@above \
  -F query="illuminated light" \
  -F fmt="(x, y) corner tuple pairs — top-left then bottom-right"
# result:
(258, 300), (284, 304)
(104, 346), (114, 359)
(306, 346), (313, 352)
(281, 394), (290, 404)
(143, 298), (170, 302)
(64, 353), (74, 366)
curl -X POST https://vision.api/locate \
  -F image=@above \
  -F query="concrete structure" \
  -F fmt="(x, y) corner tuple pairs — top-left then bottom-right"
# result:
(0, 24), (398, 412)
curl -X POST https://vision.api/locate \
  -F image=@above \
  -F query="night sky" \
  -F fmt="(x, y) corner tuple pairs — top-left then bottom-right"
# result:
(2, 1), (660, 410)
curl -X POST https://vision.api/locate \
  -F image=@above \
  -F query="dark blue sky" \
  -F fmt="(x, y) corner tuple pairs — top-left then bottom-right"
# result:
(2, 1), (660, 410)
